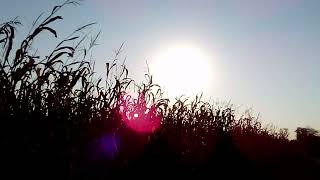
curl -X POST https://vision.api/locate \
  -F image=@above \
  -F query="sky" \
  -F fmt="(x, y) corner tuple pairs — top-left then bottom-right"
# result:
(1, 0), (320, 134)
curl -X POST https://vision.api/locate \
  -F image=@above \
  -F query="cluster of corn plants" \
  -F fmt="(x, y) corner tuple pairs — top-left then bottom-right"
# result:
(0, 1), (292, 178)
(0, 0), (167, 174)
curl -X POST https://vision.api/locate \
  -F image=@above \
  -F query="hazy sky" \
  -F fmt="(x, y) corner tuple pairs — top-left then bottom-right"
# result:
(1, 0), (320, 134)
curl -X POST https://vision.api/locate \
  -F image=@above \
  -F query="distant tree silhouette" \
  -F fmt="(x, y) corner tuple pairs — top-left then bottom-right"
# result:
(296, 127), (319, 140)
(296, 127), (320, 158)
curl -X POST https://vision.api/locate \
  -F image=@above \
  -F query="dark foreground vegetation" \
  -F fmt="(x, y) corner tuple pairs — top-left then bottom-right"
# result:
(1, 1), (319, 179)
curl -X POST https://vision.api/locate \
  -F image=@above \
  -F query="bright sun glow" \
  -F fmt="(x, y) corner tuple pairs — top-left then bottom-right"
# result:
(150, 43), (213, 99)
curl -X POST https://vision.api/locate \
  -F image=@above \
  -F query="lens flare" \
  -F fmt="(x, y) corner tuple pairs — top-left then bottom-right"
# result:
(133, 113), (139, 118)
(88, 133), (119, 161)
(119, 93), (161, 133)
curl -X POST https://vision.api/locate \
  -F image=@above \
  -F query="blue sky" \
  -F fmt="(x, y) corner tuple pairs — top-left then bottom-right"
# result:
(1, 0), (320, 134)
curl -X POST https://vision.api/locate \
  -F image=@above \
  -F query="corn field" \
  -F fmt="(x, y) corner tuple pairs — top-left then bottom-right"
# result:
(1, 1), (319, 179)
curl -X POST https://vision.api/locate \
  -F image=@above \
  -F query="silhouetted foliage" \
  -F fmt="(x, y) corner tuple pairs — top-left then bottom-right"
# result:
(296, 127), (319, 140)
(295, 127), (320, 158)
(1, 2), (319, 179)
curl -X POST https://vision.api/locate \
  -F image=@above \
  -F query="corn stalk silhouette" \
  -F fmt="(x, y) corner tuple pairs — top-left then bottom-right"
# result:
(0, 1), (292, 178)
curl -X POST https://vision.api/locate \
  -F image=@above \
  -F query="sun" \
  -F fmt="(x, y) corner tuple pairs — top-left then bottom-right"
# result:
(150, 43), (213, 99)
